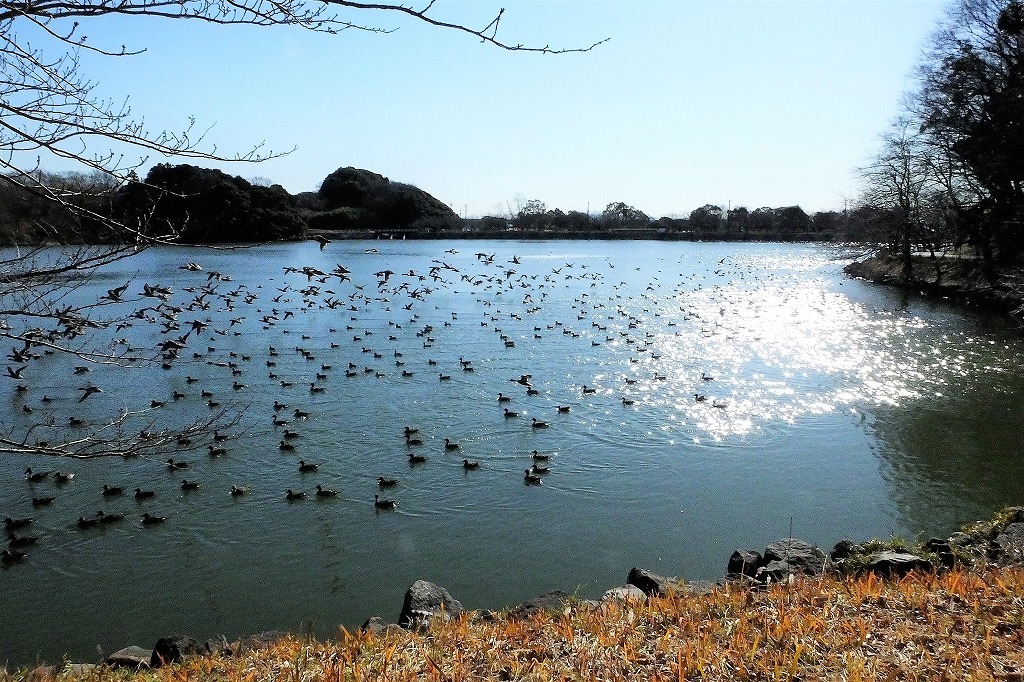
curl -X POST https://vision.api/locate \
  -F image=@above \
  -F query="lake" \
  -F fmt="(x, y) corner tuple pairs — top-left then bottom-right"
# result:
(2, 240), (1023, 665)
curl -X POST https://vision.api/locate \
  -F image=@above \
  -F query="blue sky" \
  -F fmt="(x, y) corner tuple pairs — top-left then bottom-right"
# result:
(68, 0), (948, 218)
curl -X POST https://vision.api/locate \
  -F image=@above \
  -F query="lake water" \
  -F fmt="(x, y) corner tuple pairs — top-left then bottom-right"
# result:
(3, 240), (1023, 665)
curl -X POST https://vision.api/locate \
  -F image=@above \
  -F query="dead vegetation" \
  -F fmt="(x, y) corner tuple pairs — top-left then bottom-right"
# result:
(6, 563), (1024, 682)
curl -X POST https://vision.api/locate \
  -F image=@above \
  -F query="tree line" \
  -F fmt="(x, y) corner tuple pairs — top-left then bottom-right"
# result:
(860, 0), (1024, 279)
(469, 199), (873, 242)
(2, 165), (883, 244)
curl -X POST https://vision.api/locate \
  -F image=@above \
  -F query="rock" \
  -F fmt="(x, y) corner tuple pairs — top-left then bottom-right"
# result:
(754, 560), (799, 584)
(105, 646), (152, 669)
(361, 616), (388, 635)
(681, 580), (717, 597)
(150, 635), (201, 668)
(233, 631), (288, 654)
(204, 634), (231, 656)
(864, 551), (933, 576)
(627, 568), (678, 596)
(924, 537), (956, 568)
(727, 550), (764, 578)
(505, 590), (572, 620)
(62, 663), (98, 676)
(602, 585), (647, 602)
(829, 539), (863, 561)
(397, 580), (464, 630)
(763, 538), (827, 576)
(994, 522), (1024, 565)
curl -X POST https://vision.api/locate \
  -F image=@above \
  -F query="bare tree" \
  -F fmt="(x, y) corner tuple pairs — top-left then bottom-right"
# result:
(0, 1), (606, 459)
(861, 0), (1024, 276)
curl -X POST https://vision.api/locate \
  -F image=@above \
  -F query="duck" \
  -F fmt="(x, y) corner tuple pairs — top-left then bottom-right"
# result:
(141, 513), (167, 526)
(581, 385), (597, 394)
(279, 440), (296, 452)
(98, 511), (125, 523)
(405, 434), (424, 446)
(403, 426), (420, 436)
(54, 471), (75, 485)
(377, 476), (398, 488)
(701, 372), (715, 382)
(285, 489), (306, 501)
(102, 484), (125, 496)
(407, 452), (427, 464)
(524, 469), (543, 485)
(531, 450), (551, 461)
(556, 405), (570, 413)
(444, 438), (460, 451)
(315, 484), (339, 497)
(694, 393), (707, 403)
(76, 515), (100, 528)
(531, 418), (549, 428)
(497, 392), (512, 403)
(462, 459), (481, 470)
(180, 480), (200, 491)
(530, 463), (550, 474)
(503, 408), (520, 419)
(166, 458), (189, 470)
(6, 534), (39, 549)
(230, 485), (248, 497)
(621, 397), (635, 406)
(1, 548), (27, 564)
(297, 460), (319, 473)
(3, 517), (33, 531)
(24, 468), (50, 483)
(374, 494), (399, 510)
(134, 488), (156, 500)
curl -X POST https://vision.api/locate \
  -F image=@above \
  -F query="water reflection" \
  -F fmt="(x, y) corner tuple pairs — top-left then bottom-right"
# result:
(2, 241), (1023, 665)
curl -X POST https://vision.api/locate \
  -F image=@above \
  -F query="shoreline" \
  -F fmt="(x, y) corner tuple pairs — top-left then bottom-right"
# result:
(843, 252), (1024, 318)
(8, 506), (1023, 674)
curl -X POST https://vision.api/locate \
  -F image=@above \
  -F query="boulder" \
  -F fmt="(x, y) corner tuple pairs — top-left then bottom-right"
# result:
(864, 551), (933, 576)
(602, 585), (647, 602)
(829, 539), (863, 561)
(62, 664), (98, 676)
(204, 634), (230, 656)
(994, 522), (1024, 565)
(150, 635), (201, 668)
(627, 568), (678, 596)
(682, 580), (717, 596)
(505, 590), (572, 620)
(727, 550), (764, 578)
(763, 538), (827, 576)
(397, 580), (463, 630)
(923, 537), (956, 568)
(232, 630), (288, 654)
(105, 646), (152, 669)
(361, 616), (388, 635)
(754, 560), (799, 584)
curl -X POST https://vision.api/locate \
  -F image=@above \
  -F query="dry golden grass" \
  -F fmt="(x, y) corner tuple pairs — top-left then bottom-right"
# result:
(7, 565), (1024, 682)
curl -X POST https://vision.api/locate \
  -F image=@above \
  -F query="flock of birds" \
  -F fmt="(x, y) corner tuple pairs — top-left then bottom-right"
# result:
(3, 240), (756, 566)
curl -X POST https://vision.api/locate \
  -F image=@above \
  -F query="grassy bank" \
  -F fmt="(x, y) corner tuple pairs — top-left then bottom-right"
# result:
(5, 564), (1023, 681)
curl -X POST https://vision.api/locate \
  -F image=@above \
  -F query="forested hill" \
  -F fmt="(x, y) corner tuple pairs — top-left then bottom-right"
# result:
(0, 165), (461, 245)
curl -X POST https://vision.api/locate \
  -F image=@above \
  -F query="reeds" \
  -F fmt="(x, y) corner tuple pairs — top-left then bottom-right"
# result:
(7, 564), (1024, 682)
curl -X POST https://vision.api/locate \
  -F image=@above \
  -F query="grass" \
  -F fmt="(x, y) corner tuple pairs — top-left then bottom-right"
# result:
(8, 508), (1024, 681)
(5, 565), (1024, 682)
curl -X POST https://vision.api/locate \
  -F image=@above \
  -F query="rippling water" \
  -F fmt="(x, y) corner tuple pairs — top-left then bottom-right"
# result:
(3, 240), (1024, 665)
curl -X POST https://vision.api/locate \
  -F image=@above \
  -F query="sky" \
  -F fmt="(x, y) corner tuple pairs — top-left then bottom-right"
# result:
(54, 0), (951, 218)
